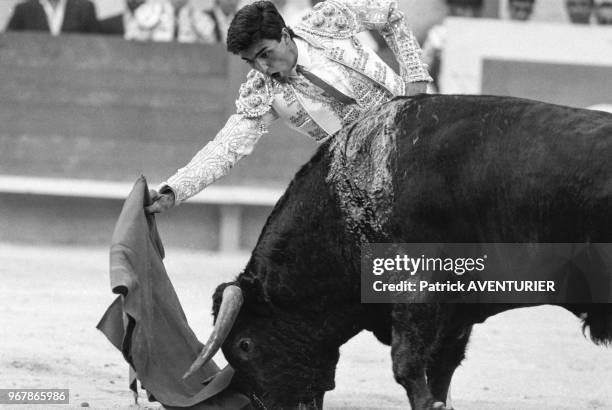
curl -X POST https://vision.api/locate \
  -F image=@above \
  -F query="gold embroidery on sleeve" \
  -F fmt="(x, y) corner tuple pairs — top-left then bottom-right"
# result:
(166, 114), (271, 202)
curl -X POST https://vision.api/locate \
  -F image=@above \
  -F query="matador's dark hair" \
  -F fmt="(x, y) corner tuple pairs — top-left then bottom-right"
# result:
(226, 1), (294, 54)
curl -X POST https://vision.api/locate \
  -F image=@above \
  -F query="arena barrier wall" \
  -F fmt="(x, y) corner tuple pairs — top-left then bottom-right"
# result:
(0, 32), (317, 251)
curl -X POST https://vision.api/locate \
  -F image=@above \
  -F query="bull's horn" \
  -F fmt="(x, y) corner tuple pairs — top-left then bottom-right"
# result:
(182, 284), (243, 380)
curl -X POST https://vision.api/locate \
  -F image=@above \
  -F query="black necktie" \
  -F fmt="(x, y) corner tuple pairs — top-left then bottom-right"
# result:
(296, 65), (356, 106)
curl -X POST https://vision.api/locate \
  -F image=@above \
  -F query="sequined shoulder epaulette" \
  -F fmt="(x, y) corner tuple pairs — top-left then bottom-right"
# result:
(295, 0), (358, 39)
(236, 70), (274, 118)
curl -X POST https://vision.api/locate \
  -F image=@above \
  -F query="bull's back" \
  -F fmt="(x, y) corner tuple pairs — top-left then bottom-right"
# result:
(388, 94), (612, 243)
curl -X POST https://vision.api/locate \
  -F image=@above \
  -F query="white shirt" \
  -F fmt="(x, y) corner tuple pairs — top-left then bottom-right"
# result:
(293, 37), (355, 100)
(290, 37), (358, 135)
(39, 0), (67, 35)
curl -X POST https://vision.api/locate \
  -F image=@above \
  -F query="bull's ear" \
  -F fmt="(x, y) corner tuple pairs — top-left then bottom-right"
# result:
(212, 281), (240, 317)
(234, 337), (255, 361)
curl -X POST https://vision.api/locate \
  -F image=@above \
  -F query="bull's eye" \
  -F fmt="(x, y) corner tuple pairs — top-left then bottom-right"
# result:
(239, 338), (253, 353)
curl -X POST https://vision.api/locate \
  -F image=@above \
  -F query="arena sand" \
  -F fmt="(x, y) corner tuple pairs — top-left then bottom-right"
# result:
(0, 243), (610, 409)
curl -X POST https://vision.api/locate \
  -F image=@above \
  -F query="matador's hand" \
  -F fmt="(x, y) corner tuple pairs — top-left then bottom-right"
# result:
(145, 189), (175, 214)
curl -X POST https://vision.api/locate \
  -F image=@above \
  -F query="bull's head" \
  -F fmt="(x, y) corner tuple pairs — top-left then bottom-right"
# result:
(184, 283), (341, 409)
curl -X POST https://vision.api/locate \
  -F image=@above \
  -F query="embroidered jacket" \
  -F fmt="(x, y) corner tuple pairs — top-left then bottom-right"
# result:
(164, 0), (431, 203)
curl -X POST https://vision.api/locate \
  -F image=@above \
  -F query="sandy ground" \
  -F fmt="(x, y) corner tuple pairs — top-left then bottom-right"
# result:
(0, 243), (611, 410)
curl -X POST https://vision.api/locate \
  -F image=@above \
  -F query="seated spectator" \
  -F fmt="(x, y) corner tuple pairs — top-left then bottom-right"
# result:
(98, 0), (145, 36)
(422, 0), (484, 93)
(448, 0), (484, 16)
(565, 0), (594, 24)
(126, 0), (188, 42)
(178, 0), (239, 44)
(594, 0), (612, 24)
(6, 0), (99, 35)
(508, 0), (535, 21)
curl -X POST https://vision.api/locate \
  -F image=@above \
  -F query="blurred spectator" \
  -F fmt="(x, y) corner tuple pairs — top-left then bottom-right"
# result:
(6, 0), (99, 35)
(422, 0), (484, 93)
(594, 1), (612, 24)
(98, 0), (145, 36)
(126, 0), (188, 41)
(565, 0), (594, 24)
(508, 0), (535, 21)
(447, 0), (484, 16)
(178, 0), (239, 44)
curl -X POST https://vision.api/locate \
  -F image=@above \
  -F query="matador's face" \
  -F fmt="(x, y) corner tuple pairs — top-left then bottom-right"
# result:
(239, 29), (298, 83)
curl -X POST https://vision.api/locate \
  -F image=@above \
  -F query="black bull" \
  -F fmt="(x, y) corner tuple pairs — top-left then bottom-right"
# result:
(187, 95), (612, 409)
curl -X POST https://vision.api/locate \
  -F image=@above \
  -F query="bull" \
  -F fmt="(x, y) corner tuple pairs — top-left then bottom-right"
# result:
(185, 94), (612, 409)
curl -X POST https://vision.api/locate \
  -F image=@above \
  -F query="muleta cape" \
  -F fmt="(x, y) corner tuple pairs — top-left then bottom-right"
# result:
(97, 176), (250, 409)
